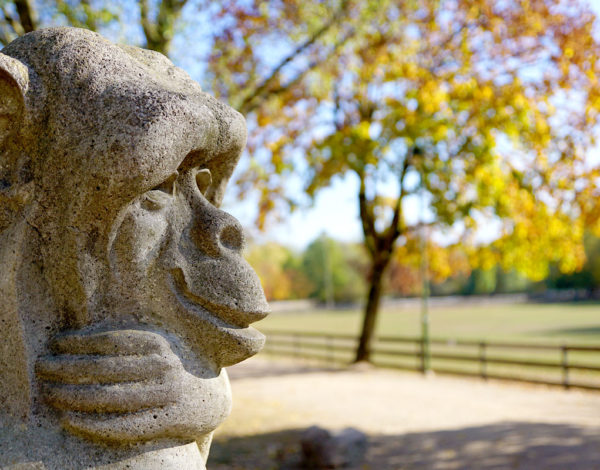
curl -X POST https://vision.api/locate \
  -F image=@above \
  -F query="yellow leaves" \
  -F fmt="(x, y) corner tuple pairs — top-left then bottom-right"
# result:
(514, 222), (528, 240)
(558, 244), (585, 274)
(434, 124), (448, 141)
(467, 5), (480, 20)
(394, 238), (469, 284)
(475, 248), (498, 272)
(564, 47), (574, 59)
(258, 114), (271, 126)
(531, 17), (543, 35)
(513, 93), (527, 110)
(492, 189), (587, 280)
(418, 80), (449, 114)
(209, 0), (600, 293)
(245, 242), (299, 301)
(473, 164), (506, 205)
(476, 85), (494, 102)
(453, 78), (476, 99)
(404, 62), (419, 80)
(535, 116), (549, 135)
(356, 121), (371, 140)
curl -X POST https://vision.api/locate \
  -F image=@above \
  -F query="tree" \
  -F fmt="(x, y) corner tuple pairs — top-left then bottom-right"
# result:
(245, 241), (314, 300)
(302, 235), (367, 304)
(388, 238), (471, 296)
(545, 232), (600, 291)
(212, 0), (600, 362)
(0, 0), (192, 56)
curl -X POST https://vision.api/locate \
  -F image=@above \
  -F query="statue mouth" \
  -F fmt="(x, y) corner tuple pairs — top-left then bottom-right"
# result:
(169, 268), (267, 365)
(169, 268), (269, 330)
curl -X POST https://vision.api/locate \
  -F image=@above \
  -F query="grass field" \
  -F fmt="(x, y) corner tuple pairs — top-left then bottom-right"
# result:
(258, 301), (600, 388)
(260, 301), (600, 344)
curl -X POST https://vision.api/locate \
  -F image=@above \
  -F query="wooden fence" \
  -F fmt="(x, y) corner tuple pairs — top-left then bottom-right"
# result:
(261, 329), (600, 391)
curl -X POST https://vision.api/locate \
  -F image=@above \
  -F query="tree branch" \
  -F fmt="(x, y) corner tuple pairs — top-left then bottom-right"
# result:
(139, 0), (159, 50)
(0, 24), (10, 46)
(239, 0), (350, 112)
(383, 151), (411, 245)
(1, 5), (24, 37)
(241, 28), (354, 114)
(81, 0), (97, 31)
(358, 170), (377, 257)
(13, 0), (36, 33)
(139, 0), (188, 55)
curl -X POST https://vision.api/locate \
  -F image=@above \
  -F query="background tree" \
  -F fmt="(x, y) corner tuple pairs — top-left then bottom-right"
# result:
(0, 0), (117, 46)
(545, 232), (600, 292)
(245, 242), (314, 301)
(302, 235), (367, 304)
(212, 0), (600, 362)
(388, 238), (471, 296)
(0, 0), (192, 56)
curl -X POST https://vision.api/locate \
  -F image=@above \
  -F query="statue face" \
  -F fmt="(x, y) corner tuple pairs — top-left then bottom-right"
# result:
(109, 163), (269, 369)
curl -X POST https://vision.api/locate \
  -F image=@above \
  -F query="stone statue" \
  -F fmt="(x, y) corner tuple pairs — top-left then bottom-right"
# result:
(0, 27), (269, 469)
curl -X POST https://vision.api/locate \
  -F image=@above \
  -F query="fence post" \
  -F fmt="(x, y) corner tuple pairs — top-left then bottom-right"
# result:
(561, 346), (569, 389)
(294, 333), (300, 361)
(419, 339), (425, 373)
(479, 342), (487, 380)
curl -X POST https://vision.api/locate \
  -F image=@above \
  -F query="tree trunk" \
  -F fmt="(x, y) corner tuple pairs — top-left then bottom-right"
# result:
(355, 259), (388, 363)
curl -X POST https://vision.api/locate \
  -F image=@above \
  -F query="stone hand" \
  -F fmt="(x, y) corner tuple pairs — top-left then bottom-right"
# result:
(35, 329), (230, 444)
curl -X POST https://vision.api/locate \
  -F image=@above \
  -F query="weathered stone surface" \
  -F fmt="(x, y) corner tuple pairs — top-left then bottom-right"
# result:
(301, 426), (368, 468)
(0, 27), (268, 469)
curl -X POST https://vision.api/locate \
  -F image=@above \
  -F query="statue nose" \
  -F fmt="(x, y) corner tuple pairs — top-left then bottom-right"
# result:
(183, 169), (246, 257)
(192, 208), (245, 257)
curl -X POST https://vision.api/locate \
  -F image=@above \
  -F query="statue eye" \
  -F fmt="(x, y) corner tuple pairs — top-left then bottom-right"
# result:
(195, 168), (212, 195)
(155, 172), (178, 195)
(141, 190), (172, 211)
(141, 172), (178, 211)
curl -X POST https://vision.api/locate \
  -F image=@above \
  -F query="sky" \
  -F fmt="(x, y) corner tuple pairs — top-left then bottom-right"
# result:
(222, 0), (600, 250)
(222, 171), (363, 249)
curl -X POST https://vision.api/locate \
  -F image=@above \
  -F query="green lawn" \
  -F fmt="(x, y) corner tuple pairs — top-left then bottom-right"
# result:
(259, 302), (600, 345)
(258, 301), (600, 387)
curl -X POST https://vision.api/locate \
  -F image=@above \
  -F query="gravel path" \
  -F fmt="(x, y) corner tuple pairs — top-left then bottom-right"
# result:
(210, 357), (600, 469)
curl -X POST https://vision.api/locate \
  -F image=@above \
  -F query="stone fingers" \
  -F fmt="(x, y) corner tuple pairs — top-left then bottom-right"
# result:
(35, 353), (176, 384)
(42, 380), (183, 413)
(49, 330), (173, 356)
(36, 330), (186, 415)
(62, 404), (206, 444)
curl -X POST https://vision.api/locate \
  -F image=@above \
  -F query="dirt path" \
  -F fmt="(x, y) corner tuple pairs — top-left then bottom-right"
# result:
(209, 357), (600, 469)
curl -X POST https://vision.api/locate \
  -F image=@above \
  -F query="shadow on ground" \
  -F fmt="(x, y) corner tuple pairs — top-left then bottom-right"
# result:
(209, 422), (600, 469)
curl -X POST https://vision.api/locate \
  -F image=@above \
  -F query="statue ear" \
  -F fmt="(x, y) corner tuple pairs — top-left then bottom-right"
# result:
(0, 53), (29, 145)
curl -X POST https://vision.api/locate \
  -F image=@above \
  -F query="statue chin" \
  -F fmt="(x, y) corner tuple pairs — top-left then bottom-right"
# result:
(170, 277), (267, 367)
(209, 325), (266, 367)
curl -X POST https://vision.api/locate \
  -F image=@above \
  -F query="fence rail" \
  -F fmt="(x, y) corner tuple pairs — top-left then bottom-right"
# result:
(261, 329), (600, 391)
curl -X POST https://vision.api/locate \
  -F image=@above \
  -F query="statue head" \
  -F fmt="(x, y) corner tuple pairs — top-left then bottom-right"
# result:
(0, 27), (268, 460)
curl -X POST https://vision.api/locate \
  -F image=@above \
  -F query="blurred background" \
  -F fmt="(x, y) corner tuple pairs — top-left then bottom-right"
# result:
(4, 0), (600, 468)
